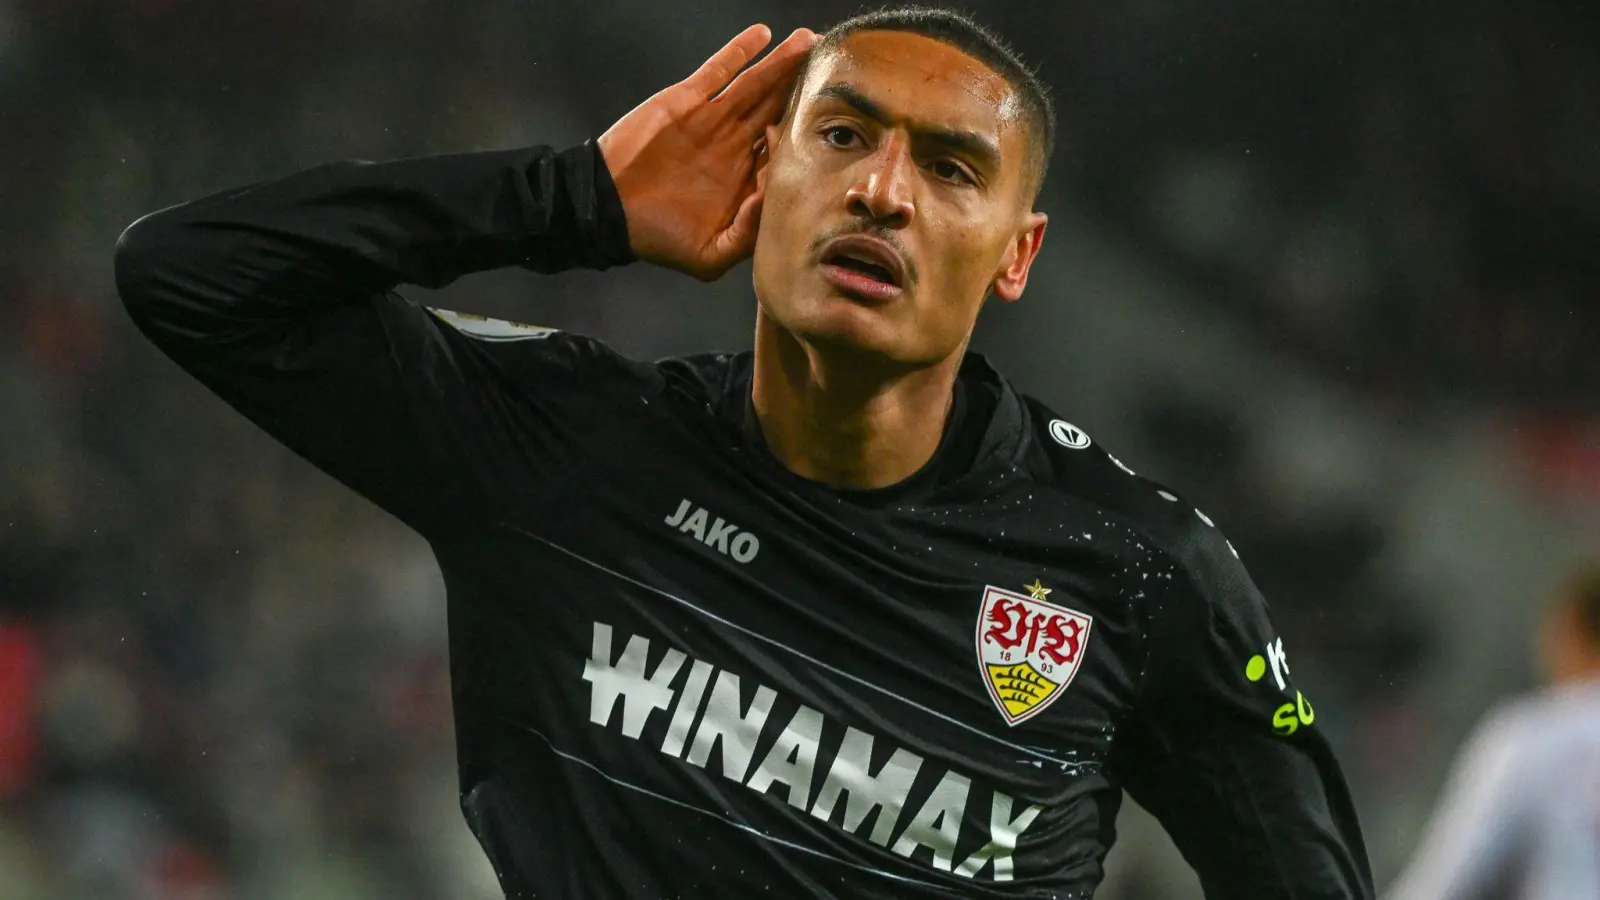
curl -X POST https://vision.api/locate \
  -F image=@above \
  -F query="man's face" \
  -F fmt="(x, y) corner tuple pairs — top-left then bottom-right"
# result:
(751, 31), (1047, 367)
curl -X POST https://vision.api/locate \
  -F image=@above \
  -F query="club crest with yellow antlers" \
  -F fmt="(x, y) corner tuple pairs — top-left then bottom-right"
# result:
(975, 580), (1093, 726)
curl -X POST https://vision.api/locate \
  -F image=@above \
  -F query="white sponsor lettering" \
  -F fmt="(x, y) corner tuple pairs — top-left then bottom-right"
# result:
(582, 623), (684, 738)
(953, 792), (1044, 881)
(660, 658), (714, 758)
(891, 771), (971, 871)
(665, 498), (761, 563)
(810, 727), (922, 846)
(580, 622), (1043, 881)
(685, 670), (777, 781)
(745, 704), (825, 809)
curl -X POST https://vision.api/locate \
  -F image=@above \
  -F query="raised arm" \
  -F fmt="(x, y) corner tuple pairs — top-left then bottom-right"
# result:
(114, 24), (815, 536)
(114, 141), (634, 534)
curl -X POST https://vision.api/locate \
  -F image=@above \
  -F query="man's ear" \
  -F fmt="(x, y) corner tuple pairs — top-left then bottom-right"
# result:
(991, 213), (1048, 302)
(752, 124), (782, 192)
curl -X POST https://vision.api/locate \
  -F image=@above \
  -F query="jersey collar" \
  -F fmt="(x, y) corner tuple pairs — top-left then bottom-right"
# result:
(713, 350), (1030, 501)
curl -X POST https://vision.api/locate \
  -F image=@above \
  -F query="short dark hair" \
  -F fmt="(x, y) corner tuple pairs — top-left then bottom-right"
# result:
(787, 5), (1056, 200)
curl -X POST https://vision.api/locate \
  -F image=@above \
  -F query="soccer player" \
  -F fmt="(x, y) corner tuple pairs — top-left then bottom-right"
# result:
(1385, 568), (1600, 900)
(115, 7), (1373, 898)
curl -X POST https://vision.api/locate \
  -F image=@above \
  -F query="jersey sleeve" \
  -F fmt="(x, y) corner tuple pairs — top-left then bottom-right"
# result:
(1115, 515), (1375, 899)
(114, 142), (638, 536)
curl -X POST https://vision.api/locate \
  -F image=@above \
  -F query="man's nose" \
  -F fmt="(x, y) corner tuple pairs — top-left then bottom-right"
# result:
(844, 137), (915, 228)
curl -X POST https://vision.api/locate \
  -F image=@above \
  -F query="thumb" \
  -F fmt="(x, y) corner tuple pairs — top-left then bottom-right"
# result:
(706, 178), (766, 278)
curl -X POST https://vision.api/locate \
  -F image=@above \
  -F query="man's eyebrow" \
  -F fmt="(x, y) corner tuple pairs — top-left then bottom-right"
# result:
(811, 82), (1002, 172)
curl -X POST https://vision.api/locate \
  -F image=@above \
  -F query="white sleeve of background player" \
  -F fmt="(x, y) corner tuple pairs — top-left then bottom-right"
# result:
(1383, 706), (1533, 900)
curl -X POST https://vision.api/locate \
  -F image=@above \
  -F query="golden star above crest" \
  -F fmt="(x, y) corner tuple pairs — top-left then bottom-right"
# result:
(1024, 578), (1051, 600)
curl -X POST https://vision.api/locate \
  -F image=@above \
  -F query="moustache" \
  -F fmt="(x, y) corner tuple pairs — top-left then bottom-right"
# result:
(809, 224), (918, 287)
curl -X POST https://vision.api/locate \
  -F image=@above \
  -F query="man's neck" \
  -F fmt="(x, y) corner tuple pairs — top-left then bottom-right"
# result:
(749, 312), (962, 491)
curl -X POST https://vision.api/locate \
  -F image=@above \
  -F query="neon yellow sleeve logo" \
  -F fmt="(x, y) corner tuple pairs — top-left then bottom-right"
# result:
(1270, 692), (1316, 736)
(1246, 640), (1315, 735)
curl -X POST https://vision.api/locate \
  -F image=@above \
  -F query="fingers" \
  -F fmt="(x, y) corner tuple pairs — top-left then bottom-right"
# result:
(741, 65), (803, 128)
(685, 24), (773, 99)
(724, 28), (819, 118)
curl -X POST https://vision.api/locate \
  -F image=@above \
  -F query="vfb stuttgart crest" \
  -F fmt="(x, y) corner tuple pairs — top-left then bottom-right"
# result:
(976, 580), (1093, 726)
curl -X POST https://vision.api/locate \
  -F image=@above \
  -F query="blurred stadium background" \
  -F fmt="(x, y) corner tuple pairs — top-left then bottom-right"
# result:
(2, 1), (1597, 897)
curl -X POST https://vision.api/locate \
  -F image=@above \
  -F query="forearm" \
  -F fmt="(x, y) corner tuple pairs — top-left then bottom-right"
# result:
(113, 141), (633, 354)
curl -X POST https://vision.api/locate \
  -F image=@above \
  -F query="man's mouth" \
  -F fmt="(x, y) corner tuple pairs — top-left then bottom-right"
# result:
(817, 235), (909, 302)
(824, 252), (898, 286)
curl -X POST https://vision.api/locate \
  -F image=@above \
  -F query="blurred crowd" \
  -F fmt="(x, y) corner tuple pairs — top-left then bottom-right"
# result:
(2, 1), (1595, 898)
(1048, 0), (1600, 414)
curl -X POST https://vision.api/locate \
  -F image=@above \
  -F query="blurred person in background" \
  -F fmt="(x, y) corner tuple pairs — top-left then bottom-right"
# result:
(111, 5), (1372, 899)
(1385, 567), (1600, 900)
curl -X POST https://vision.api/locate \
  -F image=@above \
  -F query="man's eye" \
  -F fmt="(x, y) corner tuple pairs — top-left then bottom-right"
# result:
(931, 160), (972, 184)
(823, 126), (860, 148)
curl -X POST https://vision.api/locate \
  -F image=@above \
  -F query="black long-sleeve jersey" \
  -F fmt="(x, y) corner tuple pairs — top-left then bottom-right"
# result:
(114, 140), (1373, 899)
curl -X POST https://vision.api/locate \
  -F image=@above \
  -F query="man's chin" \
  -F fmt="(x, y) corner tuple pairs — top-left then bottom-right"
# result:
(784, 297), (904, 356)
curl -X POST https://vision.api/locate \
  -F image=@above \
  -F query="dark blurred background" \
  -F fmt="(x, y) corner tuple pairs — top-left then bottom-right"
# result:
(2, 1), (1597, 897)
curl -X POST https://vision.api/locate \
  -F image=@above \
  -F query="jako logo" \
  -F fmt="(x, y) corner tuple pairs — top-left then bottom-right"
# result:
(665, 498), (760, 563)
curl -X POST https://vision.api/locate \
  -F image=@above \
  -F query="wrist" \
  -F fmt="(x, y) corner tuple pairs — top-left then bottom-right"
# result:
(572, 140), (636, 270)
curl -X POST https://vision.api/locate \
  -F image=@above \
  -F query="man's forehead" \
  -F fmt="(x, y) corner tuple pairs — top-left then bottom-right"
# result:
(802, 31), (1022, 132)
